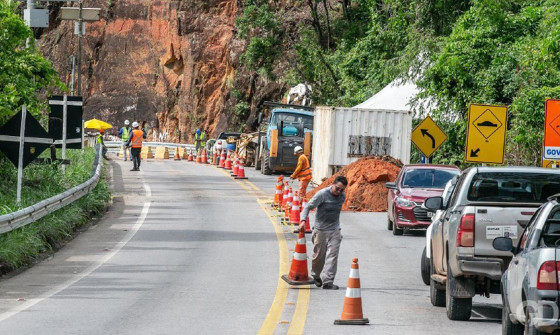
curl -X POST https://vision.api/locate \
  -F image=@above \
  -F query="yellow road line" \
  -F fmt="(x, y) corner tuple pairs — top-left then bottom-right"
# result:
(222, 173), (311, 333)
(257, 199), (290, 335)
(288, 287), (310, 334)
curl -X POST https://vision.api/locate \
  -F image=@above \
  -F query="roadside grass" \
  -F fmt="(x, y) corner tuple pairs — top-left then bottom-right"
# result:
(0, 148), (111, 274)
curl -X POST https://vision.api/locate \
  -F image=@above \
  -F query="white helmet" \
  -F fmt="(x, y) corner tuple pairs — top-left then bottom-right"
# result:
(294, 146), (303, 154)
(124, 120), (130, 125)
(132, 121), (139, 128)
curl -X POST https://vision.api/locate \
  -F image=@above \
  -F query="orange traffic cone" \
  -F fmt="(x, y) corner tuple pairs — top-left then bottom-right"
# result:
(282, 188), (293, 223)
(289, 191), (301, 225)
(174, 148), (181, 161)
(273, 178), (283, 208)
(225, 150), (232, 170)
(231, 155), (239, 176)
(201, 149), (208, 164)
(235, 160), (248, 179)
(281, 229), (315, 285)
(187, 150), (193, 162)
(334, 258), (369, 325)
(218, 149), (226, 168)
(212, 150), (217, 165)
(195, 149), (202, 163)
(280, 182), (289, 210)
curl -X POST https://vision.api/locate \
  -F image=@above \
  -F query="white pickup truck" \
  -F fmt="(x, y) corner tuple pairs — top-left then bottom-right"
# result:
(424, 167), (560, 321)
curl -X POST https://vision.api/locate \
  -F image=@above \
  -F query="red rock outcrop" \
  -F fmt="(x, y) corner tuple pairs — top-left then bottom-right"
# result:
(37, 0), (280, 142)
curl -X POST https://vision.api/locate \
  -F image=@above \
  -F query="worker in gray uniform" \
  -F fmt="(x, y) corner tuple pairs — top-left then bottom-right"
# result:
(299, 175), (348, 290)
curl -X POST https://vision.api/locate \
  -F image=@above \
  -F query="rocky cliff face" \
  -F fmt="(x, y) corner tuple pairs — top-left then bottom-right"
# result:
(38, 0), (285, 142)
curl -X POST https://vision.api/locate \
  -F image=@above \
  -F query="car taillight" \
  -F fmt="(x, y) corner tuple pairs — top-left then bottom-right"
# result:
(457, 214), (475, 247)
(537, 261), (560, 290)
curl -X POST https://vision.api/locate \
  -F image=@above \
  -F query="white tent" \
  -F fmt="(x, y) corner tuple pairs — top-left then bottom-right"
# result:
(353, 79), (420, 111)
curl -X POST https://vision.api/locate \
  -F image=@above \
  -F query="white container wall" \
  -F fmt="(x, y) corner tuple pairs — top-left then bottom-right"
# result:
(312, 107), (412, 184)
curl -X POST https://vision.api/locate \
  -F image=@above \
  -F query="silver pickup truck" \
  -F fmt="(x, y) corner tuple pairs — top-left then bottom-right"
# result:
(424, 166), (560, 321)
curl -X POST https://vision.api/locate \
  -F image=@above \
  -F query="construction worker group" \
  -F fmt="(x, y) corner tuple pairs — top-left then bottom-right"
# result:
(118, 120), (146, 171)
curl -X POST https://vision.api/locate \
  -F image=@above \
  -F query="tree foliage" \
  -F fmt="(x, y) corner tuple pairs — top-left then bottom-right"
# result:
(234, 0), (560, 165)
(0, 0), (62, 124)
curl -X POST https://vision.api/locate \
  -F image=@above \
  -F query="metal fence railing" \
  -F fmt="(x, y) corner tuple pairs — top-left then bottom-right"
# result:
(0, 144), (104, 235)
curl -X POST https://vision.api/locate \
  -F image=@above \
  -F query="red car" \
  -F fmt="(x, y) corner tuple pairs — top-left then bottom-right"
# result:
(385, 164), (460, 236)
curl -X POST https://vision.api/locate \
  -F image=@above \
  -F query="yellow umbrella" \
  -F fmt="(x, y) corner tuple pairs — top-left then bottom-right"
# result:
(84, 118), (113, 130)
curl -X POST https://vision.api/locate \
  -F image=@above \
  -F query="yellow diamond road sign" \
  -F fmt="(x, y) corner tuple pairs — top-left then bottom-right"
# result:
(465, 104), (508, 164)
(411, 116), (448, 158)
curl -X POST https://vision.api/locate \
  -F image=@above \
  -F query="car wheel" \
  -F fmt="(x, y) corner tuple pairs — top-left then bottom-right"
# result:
(262, 149), (272, 175)
(502, 295), (523, 335)
(525, 306), (546, 335)
(392, 223), (403, 236)
(429, 257), (445, 307)
(387, 217), (393, 231)
(421, 246), (430, 286)
(445, 261), (472, 320)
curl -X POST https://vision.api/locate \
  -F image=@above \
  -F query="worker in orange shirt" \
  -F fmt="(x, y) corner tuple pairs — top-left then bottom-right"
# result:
(290, 146), (312, 200)
(125, 121), (146, 171)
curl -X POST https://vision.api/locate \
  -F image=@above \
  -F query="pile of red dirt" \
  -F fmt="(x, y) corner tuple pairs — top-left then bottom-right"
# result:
(308, 156), (402, 212)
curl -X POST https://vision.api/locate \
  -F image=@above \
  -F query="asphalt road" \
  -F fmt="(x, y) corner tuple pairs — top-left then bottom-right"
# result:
(0, 156), (501, 334)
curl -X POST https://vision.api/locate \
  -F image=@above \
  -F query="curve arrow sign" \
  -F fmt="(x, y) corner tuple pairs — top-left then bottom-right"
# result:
(421, 129), (436, 148)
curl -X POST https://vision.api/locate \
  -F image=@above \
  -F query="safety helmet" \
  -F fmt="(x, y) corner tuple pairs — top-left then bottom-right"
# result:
(132, 121), (139, 128)
(294, 146), (303, 154)
(124, 120), (130, 125)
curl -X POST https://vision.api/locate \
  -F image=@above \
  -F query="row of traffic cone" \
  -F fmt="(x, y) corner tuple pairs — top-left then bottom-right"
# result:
(179, 147), (249, 180)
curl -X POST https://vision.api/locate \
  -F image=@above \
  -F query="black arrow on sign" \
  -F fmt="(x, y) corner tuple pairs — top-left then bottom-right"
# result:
(470, 148), (480, 157)
(421, 129), (436, 148)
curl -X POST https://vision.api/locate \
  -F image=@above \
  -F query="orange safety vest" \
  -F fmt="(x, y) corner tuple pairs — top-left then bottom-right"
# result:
(130, 129), (144, 148)
(295, 154), (312, 181)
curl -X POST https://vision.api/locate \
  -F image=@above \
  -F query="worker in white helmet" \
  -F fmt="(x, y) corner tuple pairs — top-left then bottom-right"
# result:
(118, 120), (131, 161)
(290, 145), (312, 200)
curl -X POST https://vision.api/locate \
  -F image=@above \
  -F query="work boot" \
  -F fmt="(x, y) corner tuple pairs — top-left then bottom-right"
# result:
(313, 276), (322, 288)
(322, 283), (339, 290)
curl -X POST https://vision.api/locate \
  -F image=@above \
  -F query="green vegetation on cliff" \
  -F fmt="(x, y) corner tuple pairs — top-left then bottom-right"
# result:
(236, 0), (560, 165)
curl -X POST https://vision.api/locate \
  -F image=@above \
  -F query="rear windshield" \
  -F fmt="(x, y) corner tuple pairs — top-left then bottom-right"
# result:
(467, 172), (560, 203)
(401, 169), (459, 189)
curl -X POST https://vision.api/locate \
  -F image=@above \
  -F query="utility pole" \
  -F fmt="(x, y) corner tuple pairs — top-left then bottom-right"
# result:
(77, 0), (83, 96)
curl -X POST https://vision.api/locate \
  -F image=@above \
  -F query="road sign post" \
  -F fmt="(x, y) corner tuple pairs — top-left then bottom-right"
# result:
(465, 104), (508, 164)
(543, 100), (560, 160)
(411, 116), (448, 161)
(16, 106), (27, 204)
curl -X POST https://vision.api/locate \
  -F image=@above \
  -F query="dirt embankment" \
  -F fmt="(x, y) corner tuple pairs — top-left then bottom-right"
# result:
(308, 156), (402, 212)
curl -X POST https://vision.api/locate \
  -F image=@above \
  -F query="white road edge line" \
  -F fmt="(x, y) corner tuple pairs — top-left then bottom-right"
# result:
(0, 183), (152, 322)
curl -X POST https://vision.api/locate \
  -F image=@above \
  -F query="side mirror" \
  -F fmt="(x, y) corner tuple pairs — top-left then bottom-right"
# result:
(492, 237), (515, 253)
(385, 182), (397, 190)
(424, 196), (443, 210)
(258, 112), (263, 124)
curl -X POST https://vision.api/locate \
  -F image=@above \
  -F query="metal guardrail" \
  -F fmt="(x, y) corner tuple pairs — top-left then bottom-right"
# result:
(104, 141), (196, 154)
(0, 144), (105, 235)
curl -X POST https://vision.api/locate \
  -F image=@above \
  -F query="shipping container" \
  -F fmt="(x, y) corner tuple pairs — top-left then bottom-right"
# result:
(311, 107), (412, 184)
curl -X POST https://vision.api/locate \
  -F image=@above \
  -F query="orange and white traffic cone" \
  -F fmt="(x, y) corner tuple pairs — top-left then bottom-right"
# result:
(218, 149), (226, 168)
(235, 160), (248, 179)
(334, 258), (369, 325)
(273, 178), (283, 208)
(231, 155), (239, 176)
(289, 191), (301, 225)
(225, 150), (232, 170)
(282, 188), (293, 224)
(201, 149), (208, 164)
(281, 229), (315, 285)
(187, 150), (193, 162)
(195, 149), (202, 163)
(174, 148), (181, 161)
(212, 150), (217, 165)
(281, 182), (290, 210)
